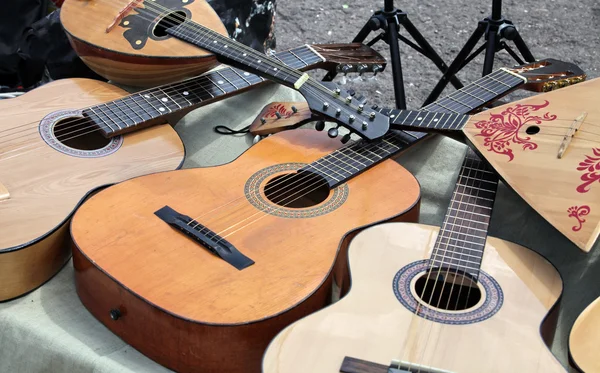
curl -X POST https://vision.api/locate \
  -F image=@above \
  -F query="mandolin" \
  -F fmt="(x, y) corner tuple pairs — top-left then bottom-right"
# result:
(60, 0), (384, 87)
(67, 62), (579, 373)
(569, 296), (600, 372)
(0, 43), (382, 302)
(263, 149), (565, 373)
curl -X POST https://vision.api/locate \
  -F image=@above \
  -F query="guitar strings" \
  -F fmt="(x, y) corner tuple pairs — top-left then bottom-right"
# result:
(0, 50), (321, 161)
(415, 152), (493, 372)
(0, 48), (315, 140)
(168, 77), (515, 233)
(182, 75), (511, 239)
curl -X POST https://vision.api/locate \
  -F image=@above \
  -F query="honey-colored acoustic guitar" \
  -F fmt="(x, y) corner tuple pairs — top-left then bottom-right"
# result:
(0, 43), (382, 302)
(570, 296), (600, 372)
(68, 63), (581, 373)
(263, 149), (565, 373)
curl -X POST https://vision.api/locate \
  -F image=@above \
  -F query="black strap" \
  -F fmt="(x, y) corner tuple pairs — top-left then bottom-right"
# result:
(213, 124), (250, 135)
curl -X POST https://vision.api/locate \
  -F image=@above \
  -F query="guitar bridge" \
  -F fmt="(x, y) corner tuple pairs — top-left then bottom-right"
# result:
(154, 205), (254, 270)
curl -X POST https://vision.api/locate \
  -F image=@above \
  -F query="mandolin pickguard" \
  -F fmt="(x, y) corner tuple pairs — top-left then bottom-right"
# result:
(464, 78), (600, 252)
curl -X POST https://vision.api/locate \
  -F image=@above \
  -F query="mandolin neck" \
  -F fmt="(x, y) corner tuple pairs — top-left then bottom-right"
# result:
(88, 45), (325, 138)
(388, 68), (527, 134)
(430, 149), (498, 279)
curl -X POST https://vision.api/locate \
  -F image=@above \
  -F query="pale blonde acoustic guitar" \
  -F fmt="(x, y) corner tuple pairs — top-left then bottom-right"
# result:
(263, 149), (565, 373)
(0, 43), (382, 301)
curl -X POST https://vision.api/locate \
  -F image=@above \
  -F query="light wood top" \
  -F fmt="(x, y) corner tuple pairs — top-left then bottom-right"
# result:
(570, 296), (600, 372)
(464, 78), (600, 252)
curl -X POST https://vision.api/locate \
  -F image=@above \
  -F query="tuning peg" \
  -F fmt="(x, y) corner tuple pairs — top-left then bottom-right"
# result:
(291, 106), (298, 113)
(341, 133), (352, 144)
(315, 121), (325, 131)
(275, 112), (282, 119)
(357, 64), (369, 74)
(347, 89), (356, 96)
(260, 117), (267, 124)
(328, 126), (339, 138)
(372, 64), (383, 75)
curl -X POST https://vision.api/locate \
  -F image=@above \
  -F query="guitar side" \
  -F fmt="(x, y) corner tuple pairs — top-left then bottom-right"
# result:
(0, 79), (184, 301)
(569, 296), (600, 372)
(263, 223), (564, 373)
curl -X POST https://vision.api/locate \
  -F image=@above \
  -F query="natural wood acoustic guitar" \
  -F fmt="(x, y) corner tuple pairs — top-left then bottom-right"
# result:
(0, 43), (382, 302)
(570, 296), (600, 372)
(68, 62), (580, 373)
(263, 149), (565, 373)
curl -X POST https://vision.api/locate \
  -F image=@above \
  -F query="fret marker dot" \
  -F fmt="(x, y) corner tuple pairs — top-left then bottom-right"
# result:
(257, 59), (262, 63)
(273, 67), (278, 71)
(159, 107), (165, 112)
(434, 118), (439, 122)
(243, 72), (250, 76)
(243, 53), (247, 57)
(218, 80), (224, 84)
(135, 40), (141, 45)
(144, 95), (150, 98)
(161, 98), (168, 102)
(390, 114), (395, 118)
(418, 117), (423, 120)
(183, 91), (189, 96)
(123, 21), (129, 26)
(213, 40), (218, 43)
(224, 45), (228, 48)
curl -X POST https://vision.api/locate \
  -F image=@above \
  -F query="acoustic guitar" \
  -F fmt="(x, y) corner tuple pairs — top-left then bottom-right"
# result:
(263, 149), (565, 373)
(570, 296), (600, 372)
(0, 43), (382, 302)
(68, 62), (580, 373)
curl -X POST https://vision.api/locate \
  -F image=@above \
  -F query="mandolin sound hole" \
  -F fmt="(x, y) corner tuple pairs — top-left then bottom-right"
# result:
(153, 11), (187, 38)
(52, 117), (111, 150)
(414, 269), (482, 311)
(263, 172), (330, 209)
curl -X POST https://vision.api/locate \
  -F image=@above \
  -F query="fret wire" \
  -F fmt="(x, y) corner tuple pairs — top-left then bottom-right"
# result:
(432, 254), (481, 265)
(158, 88), (182, 109)
(448, 200), (493, 210)
(96, 104), (123, 130)
(438, 241), (484, 253)
(86, 107), (114, 131)
(105, 101), (136, 127)
(215, 70), (239, 90)
(125, 95), (155, 121)
(118, 96), (147, 123)
(434, 249), (482, 260)
(439, 232), (486, 244)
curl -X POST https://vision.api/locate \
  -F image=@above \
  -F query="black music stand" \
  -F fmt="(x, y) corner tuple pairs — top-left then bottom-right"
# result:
(423, 0), (536, 106)
(323, 0), (464, 110)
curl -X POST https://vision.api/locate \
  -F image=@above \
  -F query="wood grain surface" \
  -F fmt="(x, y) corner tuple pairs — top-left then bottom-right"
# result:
(569, 296), (600, 373)
(0, 78), (184, 300)
(61, 0), (228, 86)
(464, 78), (600, 252)
(263, 223), (565, 373)
(71, 129), (421, 372)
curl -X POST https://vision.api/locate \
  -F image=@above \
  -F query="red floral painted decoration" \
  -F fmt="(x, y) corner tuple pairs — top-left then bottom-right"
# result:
(264, 104), (294, 119)
(576, 148), (600, 193)
(473, 100), (557, 161)
(568, 205), (591, 232)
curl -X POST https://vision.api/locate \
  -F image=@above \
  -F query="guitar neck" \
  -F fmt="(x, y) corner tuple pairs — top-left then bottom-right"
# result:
(388, 68), (527, 133)
(430, 149), (499, 279)
(88, 45), (324, 138)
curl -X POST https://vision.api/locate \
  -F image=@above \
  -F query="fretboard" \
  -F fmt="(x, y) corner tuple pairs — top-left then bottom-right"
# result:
(87, 45), (324, 137)
(388, 68), (526, 133)
(300, 130), (422, 188)
(430, 149), (499, 279)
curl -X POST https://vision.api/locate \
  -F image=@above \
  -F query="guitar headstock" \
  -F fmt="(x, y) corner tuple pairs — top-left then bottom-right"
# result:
(309, 43), (386, 75)
(508, 59), (587, 92)
(299, 81), (389, 140)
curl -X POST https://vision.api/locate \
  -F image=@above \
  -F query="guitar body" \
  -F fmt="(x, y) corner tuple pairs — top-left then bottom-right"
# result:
(264, 223), (565, 373)
(70, 129), (421, 373)
(570, 296), (600, 372)
(463, 78), (600, 252)
(61, 0), (228, 86)
(0, 78), (184, 301)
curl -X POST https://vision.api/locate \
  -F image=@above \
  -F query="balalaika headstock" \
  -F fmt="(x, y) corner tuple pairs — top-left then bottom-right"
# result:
(508, 58), (587, 92)
(308, 43), (386, 75)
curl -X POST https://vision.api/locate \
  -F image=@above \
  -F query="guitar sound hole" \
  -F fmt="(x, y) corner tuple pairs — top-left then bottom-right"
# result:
(526, 125), (540, 135)
(53, 117), (111, 150)
(414, 269), (482, 311)
(264, 172), (330, 208)
(153, 11), (187, 38)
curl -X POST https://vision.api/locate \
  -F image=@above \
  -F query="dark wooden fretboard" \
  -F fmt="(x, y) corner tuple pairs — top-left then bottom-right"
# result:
(430, 149), (499, 279)
(87, 45), (324, 137)
(388, 68), (526, 133)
